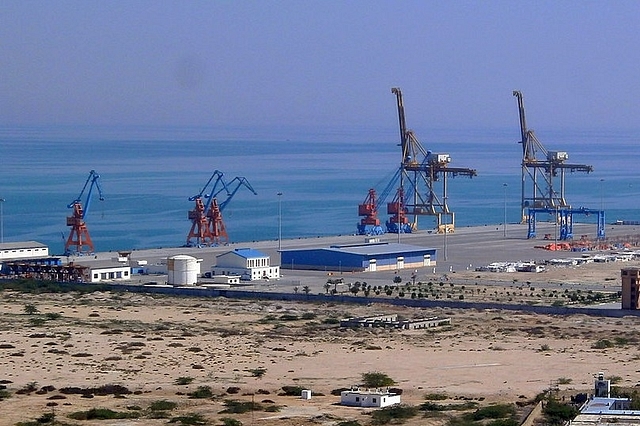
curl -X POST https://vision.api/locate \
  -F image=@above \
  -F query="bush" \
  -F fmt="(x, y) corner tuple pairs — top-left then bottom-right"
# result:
(361, 372), (395, 388)
(471, 404), (515, 420)
(219, 399), (262, 414)
(424, 393), (448, 400)
(592, 339), (614, 349)
(149, 400), (178, 411)
(187, 386), (213, 399)
(543, 398), (579, 424)
(68, 408), (140, 420)
(168, 413), (208, 425)
(248, 368), (267, 378)
(280, 385), (305, 396)
(371, 404), (418, 425)
(174, 377), (193, 386)
(221, 418), (242, 426)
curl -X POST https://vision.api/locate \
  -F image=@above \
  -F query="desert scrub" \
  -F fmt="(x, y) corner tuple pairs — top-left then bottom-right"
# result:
(168, 413), (209, 425)
(175, 376), (194, 385)
(247, 368), (267, 378)
(370, 404), (418, 425)
(219, 399), (263, 414)
(149, 400), (178, 411)
(187, 386), (213, 399)
(68, 408), (140, 420)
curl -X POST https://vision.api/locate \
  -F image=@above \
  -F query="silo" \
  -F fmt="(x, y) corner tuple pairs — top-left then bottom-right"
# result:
(167, 255), (200, 286)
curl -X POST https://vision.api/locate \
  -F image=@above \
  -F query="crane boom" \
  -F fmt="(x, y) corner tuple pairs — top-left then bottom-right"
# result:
(186, 172), (257, 247)
(389, 88), (477, 233)
(65, 170), (104, 255)
(512, 90), (593, 223)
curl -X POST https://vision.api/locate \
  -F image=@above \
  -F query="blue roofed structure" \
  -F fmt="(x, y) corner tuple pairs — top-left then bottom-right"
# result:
(280, 242), (436, 272)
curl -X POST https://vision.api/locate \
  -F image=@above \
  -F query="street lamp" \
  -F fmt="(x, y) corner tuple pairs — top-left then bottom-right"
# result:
(277, 192), (283, 251)
(0, 198), (5, 244)
(503, 183), (508, 238)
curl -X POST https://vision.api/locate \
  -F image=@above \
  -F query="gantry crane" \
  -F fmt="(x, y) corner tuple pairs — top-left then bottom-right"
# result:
(65, 170), (104, 255)
(357, 189), (384, 236)
(186, 172), (256, 247)
(186, 171), (229, 247)
(206, 176), (257, 245)
(513, 91), (603, 239)
(390, 87), (477, 233)
(357, 169), (403, 235)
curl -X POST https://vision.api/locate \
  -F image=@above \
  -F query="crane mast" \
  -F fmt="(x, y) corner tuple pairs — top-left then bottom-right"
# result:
(65, 170), (104, 255)
(512, 91), (593, 222)
(186, 172), (257, 247)
(389, 87), (477, 233)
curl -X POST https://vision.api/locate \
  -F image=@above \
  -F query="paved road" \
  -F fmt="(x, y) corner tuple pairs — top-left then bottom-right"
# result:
(69, 221), (640, 295)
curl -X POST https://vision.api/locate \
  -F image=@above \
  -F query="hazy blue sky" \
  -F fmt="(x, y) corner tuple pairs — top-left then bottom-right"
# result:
(1, 1), (639, 133)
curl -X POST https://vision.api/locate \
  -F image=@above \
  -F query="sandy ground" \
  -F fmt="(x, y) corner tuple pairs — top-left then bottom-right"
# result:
(1, 259), (640, 425)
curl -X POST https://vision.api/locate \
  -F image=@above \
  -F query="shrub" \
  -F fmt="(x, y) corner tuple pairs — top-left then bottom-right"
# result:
(248, 368), (267, 378)
(543, 398), (579, 424)
(592, 339), (614, 349)
(371, 404), (418, 425)
(175, 376), (194, 385)
(471, 404), (515, 420)
(149, 400), (178, 411)
(221, 418), (242, 426)
(219, 399), (262, 414)
(361, 372), (395, 388)
(280, 385), (304, 396)
(187, 386), (213, 399)
(168, 413), (208, 425)
(68, 408), (140, 420)
(424, 393), (448, 400)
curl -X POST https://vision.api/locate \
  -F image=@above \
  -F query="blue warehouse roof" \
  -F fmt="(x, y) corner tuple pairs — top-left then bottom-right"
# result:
(227, 248), (268, 259)
(326, 242), (436, 256)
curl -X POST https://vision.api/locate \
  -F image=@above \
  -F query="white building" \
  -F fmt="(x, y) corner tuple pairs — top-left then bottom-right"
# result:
(83, 262), (131, 283)
(340, 389), (401, 408)
(213, 248), (279, 281)
(0, 241), (49, 261)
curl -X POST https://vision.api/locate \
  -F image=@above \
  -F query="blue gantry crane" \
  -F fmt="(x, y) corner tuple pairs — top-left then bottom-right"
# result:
(186, 172), (257, 247)
(65, 170), (104, 255)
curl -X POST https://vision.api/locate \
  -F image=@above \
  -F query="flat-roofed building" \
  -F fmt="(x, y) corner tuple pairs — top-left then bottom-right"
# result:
(0, 241), (49, 261)
(340, 388), (401, 408)
(621, 267), (640, 309)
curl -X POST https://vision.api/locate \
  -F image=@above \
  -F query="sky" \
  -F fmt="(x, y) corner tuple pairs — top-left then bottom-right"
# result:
(1, 1), (639, 134)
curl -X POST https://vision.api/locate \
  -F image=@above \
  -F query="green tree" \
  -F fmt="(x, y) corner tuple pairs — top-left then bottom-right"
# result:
(361, 371), (395, 388)
(23, 304), (39, 315)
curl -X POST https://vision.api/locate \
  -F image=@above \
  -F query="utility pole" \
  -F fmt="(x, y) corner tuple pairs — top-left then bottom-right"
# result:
(277, 192), (282, 251)
(503, 183), (508, 238)
(0, 198), (5, 244)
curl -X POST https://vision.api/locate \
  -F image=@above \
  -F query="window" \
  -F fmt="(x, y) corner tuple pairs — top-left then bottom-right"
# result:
(355, 397), (360, 402)
(124, 271), (129, 276)
(373, 398), (377, 403)
(93, 274), (98, 279)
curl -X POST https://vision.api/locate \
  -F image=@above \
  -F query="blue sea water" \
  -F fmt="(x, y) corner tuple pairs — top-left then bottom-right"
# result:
(0, 125), (638, 254)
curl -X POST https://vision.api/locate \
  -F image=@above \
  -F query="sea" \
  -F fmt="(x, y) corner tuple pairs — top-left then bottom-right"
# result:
(0, 124), (638, 255)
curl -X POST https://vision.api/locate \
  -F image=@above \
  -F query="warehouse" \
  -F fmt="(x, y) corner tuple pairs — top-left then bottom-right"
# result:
(280, 242), (436, 272)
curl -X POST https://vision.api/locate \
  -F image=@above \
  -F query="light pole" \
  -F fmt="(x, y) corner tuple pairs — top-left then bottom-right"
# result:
(0, 198), (5, 244)
(277, 192), (282, 251)
(503, 183), (508, 238)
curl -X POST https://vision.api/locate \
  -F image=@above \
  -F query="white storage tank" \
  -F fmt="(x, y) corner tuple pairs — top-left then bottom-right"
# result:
(301, 389), (312, 400)
(167, 255), (201, 286)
